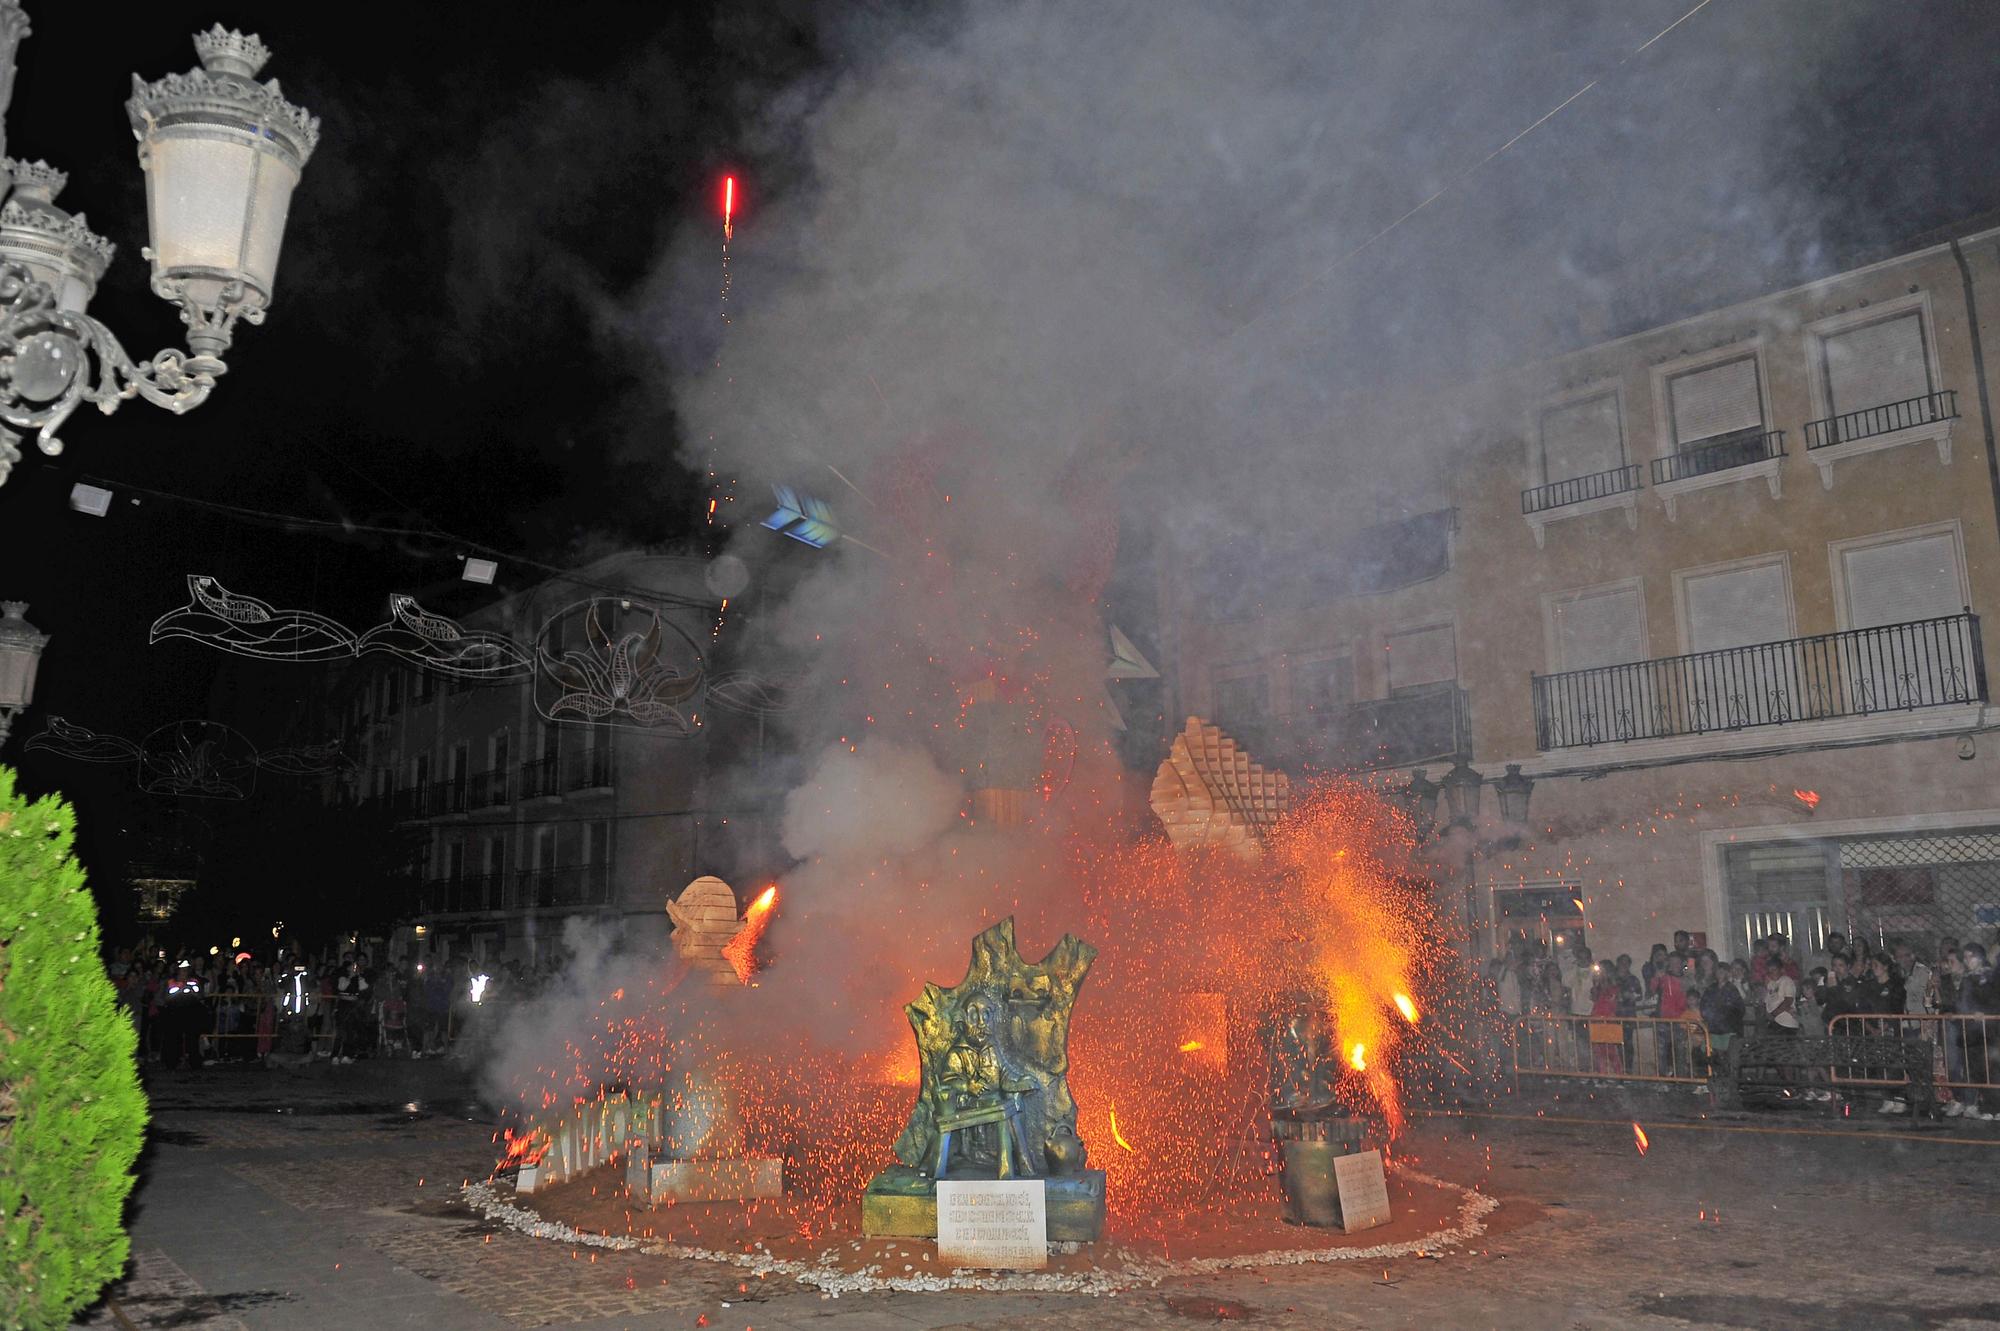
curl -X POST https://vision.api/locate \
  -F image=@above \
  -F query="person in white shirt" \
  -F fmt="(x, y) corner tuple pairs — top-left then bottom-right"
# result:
(1765, 969), (1800, 1034)
(1894, 943), (1934, 1015)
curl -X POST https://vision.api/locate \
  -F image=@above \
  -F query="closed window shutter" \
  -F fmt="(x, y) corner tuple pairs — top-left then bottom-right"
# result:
(1684, 563), (1787, 651)
(1540, 393), (1623, 482)
(1553, 585), (1645, 671)
(1386, 625), (1456, 691)
(1669, 357), (1762, 447)
(1824, 313), (1931, 418)
(1842, 533), (1962, 629)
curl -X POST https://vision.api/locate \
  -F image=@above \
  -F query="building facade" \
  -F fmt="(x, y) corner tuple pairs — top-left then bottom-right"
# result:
(1171, 228), (2000, 963)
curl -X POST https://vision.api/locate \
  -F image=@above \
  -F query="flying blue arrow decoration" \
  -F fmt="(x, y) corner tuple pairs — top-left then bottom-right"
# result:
(761, 484), (840, 548)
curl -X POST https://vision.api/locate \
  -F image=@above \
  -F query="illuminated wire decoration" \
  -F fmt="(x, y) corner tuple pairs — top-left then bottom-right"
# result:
(149, 575), (357, 660)
(150, 577), (532, 680)
(533, 597), (703, 734)
(355, 593), (532, 682)
(705, 670), (802, 718)
(24, 715), (353, 800)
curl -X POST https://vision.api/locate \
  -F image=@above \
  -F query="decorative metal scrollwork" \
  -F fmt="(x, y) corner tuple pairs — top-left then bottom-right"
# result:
(0, 262), (223, 471)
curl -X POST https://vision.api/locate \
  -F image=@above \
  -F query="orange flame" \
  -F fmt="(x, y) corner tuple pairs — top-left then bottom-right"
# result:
(500, 1126), (549, 1168)
(720, 885), (778, 984)
(1177, 1039), (1205, 1053)
(1792, 788), (1820, 812)
(1348, 1042), (1367, 1072)
(1392, 993), (1418, 1024)
(1108, 1104), (1136, 1153)
(1633, 1122), (1650, 1156)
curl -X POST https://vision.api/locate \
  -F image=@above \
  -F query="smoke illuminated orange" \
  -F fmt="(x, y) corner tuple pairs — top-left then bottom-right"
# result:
(720, 885), (778, 984)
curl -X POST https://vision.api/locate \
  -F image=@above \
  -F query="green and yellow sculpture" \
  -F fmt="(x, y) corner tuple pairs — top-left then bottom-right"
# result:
(862, 917), (1107, 1242)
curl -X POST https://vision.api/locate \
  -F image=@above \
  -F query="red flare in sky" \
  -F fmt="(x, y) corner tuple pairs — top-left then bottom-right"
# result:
(722, 174), (736, 241)
(721, 885), (778, 984)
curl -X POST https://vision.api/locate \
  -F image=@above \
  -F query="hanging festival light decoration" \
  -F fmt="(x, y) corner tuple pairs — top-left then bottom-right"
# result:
(532, 597), (704, 733)
(23, 715), (352, 799)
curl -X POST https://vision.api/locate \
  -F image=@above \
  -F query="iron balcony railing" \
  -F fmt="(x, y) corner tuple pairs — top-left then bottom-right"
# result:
(469, 769), (510, 808)
(1804, 389), (1957, 450)
(518, 757), (560, 799)
(428, 777), (468, 817)
(1521, 463), (1645, 515)
(1651, 428), (1785, 485)
(561, 745), (613, 792)
(1532, 612), (1986, 750)
(512, 863), (613, 910)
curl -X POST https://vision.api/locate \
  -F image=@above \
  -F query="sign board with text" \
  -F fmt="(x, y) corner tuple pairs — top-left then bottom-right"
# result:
(935, 1179), (1049, 1269)
(1332, 1148), (1392, 1234)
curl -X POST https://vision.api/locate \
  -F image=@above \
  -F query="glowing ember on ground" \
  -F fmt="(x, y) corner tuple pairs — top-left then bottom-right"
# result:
(1633, 1122), (1650, 1156)
(720, 885), (778, 984)
(1392, 993), (1418, 1024)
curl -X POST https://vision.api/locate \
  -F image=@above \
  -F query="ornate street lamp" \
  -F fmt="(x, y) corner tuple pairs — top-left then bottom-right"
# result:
(0, 5), (318, 486)
(0, 599), (47, 746)
(1440, 759), (1484, 825)
(1494, 762), (1535, 824)
(1398, 766), (1441, 834)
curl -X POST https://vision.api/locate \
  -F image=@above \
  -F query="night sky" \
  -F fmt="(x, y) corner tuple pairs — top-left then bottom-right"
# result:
(6, 0), (2000, 894)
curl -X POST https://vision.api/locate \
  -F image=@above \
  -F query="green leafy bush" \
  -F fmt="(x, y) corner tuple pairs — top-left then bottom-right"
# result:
(0, 769), (147, 1329)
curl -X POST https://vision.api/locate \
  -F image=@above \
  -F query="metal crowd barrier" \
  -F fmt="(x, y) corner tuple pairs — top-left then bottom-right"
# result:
(1511, 1014), (1714, 1083)
(1825, 1013), (2000, 1092)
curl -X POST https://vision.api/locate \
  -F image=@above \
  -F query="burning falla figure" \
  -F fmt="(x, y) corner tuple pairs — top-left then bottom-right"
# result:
(864, 918), (1105, 1241)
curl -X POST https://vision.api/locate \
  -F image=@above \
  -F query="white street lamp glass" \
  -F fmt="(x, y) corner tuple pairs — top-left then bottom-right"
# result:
(140, 130), (299, 310)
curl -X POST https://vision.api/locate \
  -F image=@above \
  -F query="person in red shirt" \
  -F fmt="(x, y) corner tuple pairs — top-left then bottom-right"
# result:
(1650, 952), (1692, 1075)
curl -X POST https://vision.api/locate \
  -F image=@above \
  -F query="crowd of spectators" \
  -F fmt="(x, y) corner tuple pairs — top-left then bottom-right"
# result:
(102, 943), (564, 1071)
(1481, 926), (2000, 1115)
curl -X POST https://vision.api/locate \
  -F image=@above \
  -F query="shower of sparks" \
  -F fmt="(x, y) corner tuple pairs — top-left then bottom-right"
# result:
(720, 885), (778, 984)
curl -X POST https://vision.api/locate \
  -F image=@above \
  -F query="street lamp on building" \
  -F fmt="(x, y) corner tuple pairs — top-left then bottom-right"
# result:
(1494, 763), (1535, 825)
(0, 600), (46, 747)
(0, 5), (318, 487)
(1440, 759), (1484, 825)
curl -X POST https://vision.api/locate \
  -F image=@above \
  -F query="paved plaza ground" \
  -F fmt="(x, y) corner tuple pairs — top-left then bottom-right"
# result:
(74, 1060), (2000, 1331)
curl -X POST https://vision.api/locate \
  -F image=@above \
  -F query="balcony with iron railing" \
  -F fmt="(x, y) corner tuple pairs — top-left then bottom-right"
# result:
(1802, 389), (1957, 487)
(469, 768), (511, 809)
(1649, 428), (1787, 519)
(518, 756), (560, 800)
(561, 745), (613, 792)
(428, 776), (468, 817)
(511, 862), (614, 911)
(1532, 612), (1986, 752)
(1521, 463), (1645, 516)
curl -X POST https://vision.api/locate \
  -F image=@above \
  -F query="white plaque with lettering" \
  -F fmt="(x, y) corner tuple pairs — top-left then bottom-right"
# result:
(1332, 1148), (1393, 1234)
(935, 1179), (1049, 1269)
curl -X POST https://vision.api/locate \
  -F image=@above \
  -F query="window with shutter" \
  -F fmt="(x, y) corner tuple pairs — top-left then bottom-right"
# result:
(1551, 584), (1645, 672)
(1841, 531), (1962, 629)
(1680, 560), (1792, 730)
(1684, 562), (1787, 651)
(1539, 392), (1623, 482)
(1668, 356), (1763, 448)
(1823, 312), (1931, 419)
(1385, 624), (1456, 694)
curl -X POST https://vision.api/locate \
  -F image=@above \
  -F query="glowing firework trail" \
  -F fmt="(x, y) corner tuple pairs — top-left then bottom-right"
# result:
(1108, 1105), (1136, 1153)
(1633, 1122), (1650, 1156)
(723, 174), (735, 241)
(720, 885), (778, 984)
(1393, 993), (1419, 1024)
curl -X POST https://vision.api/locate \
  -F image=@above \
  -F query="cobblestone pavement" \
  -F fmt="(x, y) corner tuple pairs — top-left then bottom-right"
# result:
(76, 1060), (2000, 1330)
